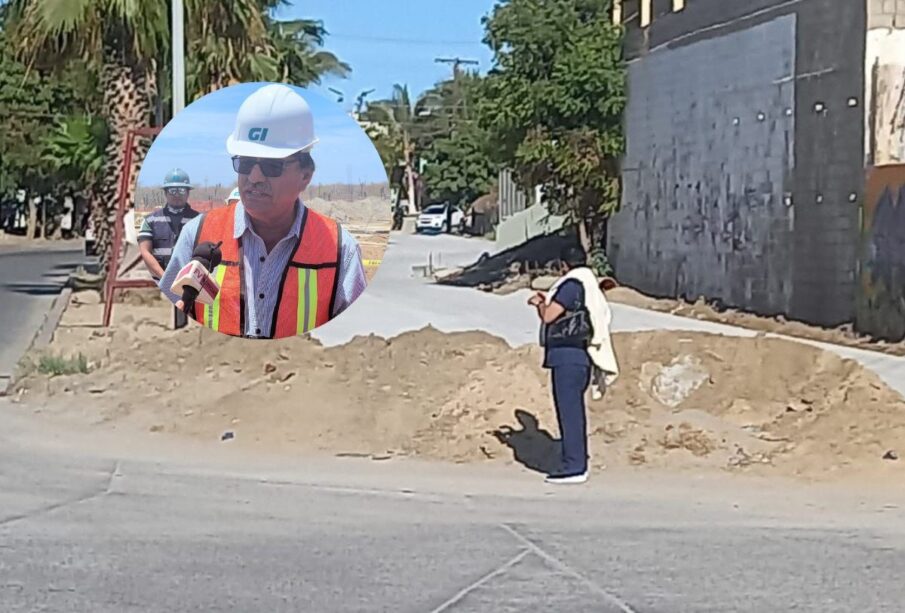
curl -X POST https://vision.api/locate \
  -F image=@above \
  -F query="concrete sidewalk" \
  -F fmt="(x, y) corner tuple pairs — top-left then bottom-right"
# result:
(313, 232), (905, 398)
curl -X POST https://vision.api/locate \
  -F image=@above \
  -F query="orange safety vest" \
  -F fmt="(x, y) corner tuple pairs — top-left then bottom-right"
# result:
(191, 203), (341, 338)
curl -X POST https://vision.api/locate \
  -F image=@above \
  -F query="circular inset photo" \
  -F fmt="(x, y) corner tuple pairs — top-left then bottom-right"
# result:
(135, 82), (392, 339)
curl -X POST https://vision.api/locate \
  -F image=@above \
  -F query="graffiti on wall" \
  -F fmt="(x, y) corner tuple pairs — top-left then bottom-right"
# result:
(857, 165), (905, 341)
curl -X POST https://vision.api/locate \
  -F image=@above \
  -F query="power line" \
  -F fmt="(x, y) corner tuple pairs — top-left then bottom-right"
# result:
(328, 32), (485, 46)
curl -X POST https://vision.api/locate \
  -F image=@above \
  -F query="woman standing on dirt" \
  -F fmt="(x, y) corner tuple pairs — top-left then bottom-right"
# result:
(528, 246), (619, 484)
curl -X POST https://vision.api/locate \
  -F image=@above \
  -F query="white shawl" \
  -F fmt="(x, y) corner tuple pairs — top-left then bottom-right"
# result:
(545, 268), (619, 386)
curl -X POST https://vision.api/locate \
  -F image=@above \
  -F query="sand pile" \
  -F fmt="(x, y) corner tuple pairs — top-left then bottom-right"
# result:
(12, 292), (905, 480)
(305, 197), (392, 226)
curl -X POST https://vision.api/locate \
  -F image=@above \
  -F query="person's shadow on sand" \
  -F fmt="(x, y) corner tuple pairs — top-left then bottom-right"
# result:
(491, 409), (560, 474)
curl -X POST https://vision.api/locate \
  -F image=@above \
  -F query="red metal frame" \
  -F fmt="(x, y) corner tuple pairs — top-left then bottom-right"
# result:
(103, 127), (163, 327)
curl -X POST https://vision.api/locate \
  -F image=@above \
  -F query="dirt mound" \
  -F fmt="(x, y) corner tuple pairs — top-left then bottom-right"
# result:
(605, 286), (905, 357)
(438, 231), (580, 294)
(305, 197), (392, 225)
(13, 299), (905, 480)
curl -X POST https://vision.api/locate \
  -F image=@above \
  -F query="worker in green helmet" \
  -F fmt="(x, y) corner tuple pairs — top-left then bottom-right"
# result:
(137, 168), (200, 280)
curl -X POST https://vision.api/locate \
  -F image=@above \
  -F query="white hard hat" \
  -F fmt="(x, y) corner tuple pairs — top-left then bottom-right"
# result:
(226, 84), (318, 159)
(225, 187), (241, 203)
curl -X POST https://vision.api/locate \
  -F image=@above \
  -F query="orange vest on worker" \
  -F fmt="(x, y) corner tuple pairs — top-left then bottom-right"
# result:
(191, 203), (341, 338)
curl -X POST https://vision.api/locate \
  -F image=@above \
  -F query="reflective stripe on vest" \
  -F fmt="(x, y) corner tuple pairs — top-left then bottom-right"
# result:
(191, 203), (340, 338)
(297, 268), (317, 334)
(201, 264), (229, 330)
(145, 207), (198, 265)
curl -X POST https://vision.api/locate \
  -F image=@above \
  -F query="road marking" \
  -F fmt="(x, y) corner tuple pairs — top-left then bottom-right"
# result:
(429, 549), (531, 612)
(499, 523), (639, 613)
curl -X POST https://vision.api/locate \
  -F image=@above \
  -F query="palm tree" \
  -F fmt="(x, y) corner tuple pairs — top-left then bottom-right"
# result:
(363, 85), (425, 211)
(8, 0), (169, 266)
(268, 18), (350, 85)
(8, 0), (349, 272)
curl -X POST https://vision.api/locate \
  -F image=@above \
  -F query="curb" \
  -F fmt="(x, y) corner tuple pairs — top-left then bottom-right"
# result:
(0, 284), (74, 398)
(34, 286), (73, 349)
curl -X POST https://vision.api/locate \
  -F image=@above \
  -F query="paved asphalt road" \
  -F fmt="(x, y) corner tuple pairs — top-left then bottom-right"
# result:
(2, 235), (905, 611)
(0, 245), (88, 383)
(1, 412), (904, 613)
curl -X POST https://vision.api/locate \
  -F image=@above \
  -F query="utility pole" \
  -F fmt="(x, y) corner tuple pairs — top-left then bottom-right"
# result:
(172, 0), (185, 116)
(434, 57), (479, 80)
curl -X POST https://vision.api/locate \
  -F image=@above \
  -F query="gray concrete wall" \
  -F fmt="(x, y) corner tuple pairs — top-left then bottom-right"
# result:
(611, 14), (796, 313)
(610, 0), (867, 328)
(494, 204), (566, 253)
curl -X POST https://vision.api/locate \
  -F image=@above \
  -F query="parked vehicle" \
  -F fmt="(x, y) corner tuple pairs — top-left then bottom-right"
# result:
(415, 203), (465, 234)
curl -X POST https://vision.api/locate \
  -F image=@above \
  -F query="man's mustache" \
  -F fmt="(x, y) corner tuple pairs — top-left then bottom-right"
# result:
(243, 183), (271, 195)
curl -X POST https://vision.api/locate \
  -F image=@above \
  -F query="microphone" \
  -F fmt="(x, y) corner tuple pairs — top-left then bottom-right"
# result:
(170, 241), (223, 314)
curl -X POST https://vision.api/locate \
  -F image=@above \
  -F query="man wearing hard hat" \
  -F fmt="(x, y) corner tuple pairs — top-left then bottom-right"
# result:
(225, 187), (241, 207)
(158, 84), (367, 339)
(138, 168), (200, 281)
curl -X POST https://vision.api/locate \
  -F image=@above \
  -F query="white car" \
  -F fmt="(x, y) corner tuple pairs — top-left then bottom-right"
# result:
(415, 203), (464, 234)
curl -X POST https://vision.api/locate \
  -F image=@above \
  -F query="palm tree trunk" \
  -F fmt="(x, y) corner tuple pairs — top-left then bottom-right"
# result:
(403, 132), (417, 212)
(93, 51), (155, 275)
(26, 191), (37, 239)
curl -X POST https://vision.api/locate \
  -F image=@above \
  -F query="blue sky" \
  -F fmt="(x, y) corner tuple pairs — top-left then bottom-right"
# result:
(138, 82), (387, 187)
(274, 0), (498, 110)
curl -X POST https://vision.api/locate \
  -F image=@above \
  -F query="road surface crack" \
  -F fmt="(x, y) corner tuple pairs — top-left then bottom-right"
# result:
(0, 460), (121, 528)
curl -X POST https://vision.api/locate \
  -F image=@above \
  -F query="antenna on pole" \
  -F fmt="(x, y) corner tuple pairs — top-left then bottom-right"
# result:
(434, 57), (479, 79)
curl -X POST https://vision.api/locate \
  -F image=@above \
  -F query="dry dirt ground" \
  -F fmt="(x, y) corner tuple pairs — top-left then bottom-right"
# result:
(10, 289), (905, 486)
(305, 196), (391, 282)
(483, 272), (905, 358)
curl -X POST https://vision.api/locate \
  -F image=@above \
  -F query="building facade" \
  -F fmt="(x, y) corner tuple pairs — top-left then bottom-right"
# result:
(608, 0), (905, 340)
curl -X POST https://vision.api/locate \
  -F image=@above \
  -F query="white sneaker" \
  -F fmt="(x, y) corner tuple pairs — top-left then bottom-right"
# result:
(545, 472), (588, 484)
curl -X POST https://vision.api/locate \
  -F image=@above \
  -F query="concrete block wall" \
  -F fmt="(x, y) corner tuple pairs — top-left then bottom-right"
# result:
(789, 0), (865, 326)
(610, 0), (867, 329)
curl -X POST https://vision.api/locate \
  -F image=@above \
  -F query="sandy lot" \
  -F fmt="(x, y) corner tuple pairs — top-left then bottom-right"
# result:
(305, 196), (391, 282)
(10, 289), (904, 484)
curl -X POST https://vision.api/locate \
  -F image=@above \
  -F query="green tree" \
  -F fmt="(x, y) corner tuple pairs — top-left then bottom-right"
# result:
(421, 123), (495, 208)
(0, 18), (97, 238)
(7, 0), (349, 270)
(477, 0), (625, 257)
(41, 115), (108, 194)
(417, 73), (496, 208)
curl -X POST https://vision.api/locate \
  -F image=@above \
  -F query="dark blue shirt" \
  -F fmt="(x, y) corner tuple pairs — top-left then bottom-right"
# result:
(543, 279), (591, 369)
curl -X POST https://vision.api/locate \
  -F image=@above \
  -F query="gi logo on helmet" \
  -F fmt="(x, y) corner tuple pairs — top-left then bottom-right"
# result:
(248, 127), (269, 142)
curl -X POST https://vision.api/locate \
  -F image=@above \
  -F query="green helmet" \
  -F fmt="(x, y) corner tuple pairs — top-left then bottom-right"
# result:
(162, 168), (192, 189)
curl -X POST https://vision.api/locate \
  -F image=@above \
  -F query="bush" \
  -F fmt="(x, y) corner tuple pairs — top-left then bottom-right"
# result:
(588, 247), (613, 278)
(37, 352), (90, 376)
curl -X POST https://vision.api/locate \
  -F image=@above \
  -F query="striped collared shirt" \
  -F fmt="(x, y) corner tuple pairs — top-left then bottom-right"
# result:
(159, 200), (367, 338)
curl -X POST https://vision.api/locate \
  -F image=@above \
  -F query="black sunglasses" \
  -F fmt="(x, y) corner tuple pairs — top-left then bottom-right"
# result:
(231, 156), (299, 178)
